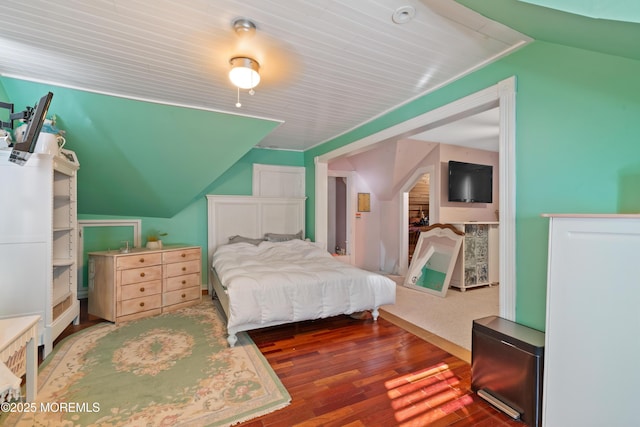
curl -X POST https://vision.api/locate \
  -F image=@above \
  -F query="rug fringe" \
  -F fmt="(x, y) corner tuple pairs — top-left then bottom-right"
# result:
(229, 399), (292, 426)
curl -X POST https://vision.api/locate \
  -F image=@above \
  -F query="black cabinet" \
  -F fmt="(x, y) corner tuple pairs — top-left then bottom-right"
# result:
(471, 316), (544, 427)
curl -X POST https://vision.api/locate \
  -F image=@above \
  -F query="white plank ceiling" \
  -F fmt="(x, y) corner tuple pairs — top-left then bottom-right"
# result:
(0, 0), (530, 150)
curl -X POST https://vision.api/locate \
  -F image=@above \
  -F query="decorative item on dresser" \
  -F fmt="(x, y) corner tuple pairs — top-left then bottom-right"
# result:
(0, 149), (80, 358)
(88, 246), (202, 323)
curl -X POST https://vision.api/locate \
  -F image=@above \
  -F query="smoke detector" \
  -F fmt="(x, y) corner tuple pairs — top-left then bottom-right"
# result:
(392, 6), (416, 24)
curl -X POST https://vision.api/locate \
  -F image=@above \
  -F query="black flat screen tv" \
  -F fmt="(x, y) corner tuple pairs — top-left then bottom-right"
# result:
(9, 92), (53, 166)
(448, 160), (493, 203)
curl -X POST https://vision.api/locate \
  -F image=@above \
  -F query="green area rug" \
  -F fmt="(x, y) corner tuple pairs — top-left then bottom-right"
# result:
(3, 300), (290, 426)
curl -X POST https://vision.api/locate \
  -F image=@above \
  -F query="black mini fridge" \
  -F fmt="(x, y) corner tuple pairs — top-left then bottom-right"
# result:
(471, 316), (545, 427)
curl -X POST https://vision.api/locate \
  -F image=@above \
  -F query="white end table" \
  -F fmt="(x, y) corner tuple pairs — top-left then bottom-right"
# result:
(0, 315), (40, 402)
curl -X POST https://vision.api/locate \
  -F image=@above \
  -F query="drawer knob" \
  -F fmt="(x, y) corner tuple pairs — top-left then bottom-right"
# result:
(182, 267), (186, 271)
(139, 258), (144, 263)
(181, 253), (186, 258)
(181, 293), (186, 298)
(140, 272), (145, 277)
(140, 302), (145, 307)
(140, 287), (145, 292)
(182, 280), (186, 285)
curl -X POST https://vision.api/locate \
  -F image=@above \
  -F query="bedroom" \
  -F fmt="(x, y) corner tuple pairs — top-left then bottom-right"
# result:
(2, 0), (640, 425)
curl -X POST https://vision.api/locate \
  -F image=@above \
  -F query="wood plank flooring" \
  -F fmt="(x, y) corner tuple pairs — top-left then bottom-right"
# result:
(243, 313), (520, 427)
(51, 300), (520, 426)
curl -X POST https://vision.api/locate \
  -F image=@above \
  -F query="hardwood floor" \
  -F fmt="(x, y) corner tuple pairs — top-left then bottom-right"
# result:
(242, 314), (520, 427)
(50, 300), (519, 426)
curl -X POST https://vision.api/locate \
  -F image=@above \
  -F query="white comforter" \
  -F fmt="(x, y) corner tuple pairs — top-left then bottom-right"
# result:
(212, 239), (396, 332)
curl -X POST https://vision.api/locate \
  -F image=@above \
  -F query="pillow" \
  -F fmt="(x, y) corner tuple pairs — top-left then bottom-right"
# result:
(264, 230), (303, 242)
(227, 235), (265, 245)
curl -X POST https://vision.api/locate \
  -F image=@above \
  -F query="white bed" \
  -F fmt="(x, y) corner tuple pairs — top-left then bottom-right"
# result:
(206, 195), (396, 346)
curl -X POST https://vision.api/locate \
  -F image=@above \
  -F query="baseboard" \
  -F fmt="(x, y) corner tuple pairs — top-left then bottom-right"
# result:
(379, 308), (471, 363)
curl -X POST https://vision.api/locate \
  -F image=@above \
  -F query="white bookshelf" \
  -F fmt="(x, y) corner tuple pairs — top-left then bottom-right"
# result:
(0, 149), (80, 357)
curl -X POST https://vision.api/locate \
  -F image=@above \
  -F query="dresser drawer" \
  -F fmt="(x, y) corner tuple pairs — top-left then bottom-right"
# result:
(163, 247), (200, 264)
(119, 294), (162, 316)
(121, 280), (162, 300)
(163, 287), (201, 306)
(164, 259), (200, 278)
(165, 273), (200, 292)
(121, 265), (162, 285)
(117, 253), (162, 269)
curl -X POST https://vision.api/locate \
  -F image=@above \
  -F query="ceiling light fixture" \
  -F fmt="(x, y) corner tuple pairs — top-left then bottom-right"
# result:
(229, 18), (260, 108)
(229, 57), (260, 90)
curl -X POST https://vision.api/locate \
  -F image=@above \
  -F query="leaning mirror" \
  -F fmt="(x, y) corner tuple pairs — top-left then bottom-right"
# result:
(404, 223), (464, 297)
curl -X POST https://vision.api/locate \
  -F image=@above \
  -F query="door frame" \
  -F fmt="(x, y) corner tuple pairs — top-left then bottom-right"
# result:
(328, 170), (356, 263)
(399, 166), (434, 273)
(315, 77), (516, 320)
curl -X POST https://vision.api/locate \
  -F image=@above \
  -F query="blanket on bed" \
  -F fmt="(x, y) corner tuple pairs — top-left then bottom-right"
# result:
(212, 239), (396, 331)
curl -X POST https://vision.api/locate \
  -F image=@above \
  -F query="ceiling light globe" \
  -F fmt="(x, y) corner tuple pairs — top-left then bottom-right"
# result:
(229, 57), (261, 89)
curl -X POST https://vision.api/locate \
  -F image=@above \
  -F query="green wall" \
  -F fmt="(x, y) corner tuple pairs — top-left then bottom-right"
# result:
(305, 41), (640, 331)
(0, 81), (8, 102)
(7, 39), (640, 332)
(1, 77), (281, 218)
(79, 147), (304, 289)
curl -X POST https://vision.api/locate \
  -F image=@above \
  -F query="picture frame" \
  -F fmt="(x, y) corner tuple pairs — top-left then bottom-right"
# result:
(357, 193), (371, 212)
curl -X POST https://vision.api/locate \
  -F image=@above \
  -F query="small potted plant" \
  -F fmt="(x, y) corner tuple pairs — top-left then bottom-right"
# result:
(146, 231), (167, 249)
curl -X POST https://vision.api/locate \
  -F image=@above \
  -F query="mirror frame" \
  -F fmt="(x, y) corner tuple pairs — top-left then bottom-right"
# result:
(403, 223), (464, 297)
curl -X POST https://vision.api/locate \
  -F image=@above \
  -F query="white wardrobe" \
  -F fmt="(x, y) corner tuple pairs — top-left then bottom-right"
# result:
(543, 214), (640, 426)
(0, 150), (80, 357)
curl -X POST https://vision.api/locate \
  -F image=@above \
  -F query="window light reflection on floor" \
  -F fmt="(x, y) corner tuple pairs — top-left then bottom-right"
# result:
(385, 362), (475, 426)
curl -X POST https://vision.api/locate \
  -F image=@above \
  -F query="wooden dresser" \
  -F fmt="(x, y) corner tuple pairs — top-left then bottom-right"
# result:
(88, 245), (201, 323)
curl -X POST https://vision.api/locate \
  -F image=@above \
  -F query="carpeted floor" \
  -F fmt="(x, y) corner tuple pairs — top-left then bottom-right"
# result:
(2, 300), (290, 427)
(381, 278), (499, 354)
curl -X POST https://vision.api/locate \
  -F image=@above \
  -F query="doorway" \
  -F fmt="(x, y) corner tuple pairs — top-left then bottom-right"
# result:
(327, 170), (355, 264)
(315, 77), (516, 321)
(407, 172), (431, 265)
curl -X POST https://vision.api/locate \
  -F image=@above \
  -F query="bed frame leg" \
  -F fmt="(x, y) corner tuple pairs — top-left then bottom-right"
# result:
(227, 333), (238, 347)
(372, 307), (379, 321)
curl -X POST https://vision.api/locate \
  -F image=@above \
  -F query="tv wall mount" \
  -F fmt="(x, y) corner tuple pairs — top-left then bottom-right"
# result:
(1, 101), (35, 130)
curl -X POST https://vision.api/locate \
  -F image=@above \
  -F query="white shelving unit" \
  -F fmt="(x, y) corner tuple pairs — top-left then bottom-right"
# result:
(449, 222), (499, 291)
(0, 149), (80, 357)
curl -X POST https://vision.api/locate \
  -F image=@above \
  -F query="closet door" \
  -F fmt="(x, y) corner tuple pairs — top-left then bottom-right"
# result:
(543, 215), (640, 427)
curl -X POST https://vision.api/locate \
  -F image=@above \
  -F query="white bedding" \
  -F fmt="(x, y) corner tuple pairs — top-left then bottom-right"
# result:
(212, 239), (396, 337)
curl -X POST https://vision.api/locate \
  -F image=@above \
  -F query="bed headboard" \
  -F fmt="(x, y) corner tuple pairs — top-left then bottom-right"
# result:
(206, 195), (306, 264)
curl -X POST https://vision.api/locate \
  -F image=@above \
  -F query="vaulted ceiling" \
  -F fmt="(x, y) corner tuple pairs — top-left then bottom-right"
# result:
(1, 0), (530, 151)
(2, 1), (639, 217)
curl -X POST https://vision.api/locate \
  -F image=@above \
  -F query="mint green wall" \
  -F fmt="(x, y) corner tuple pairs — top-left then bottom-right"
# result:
(0, 80), (8, 102)
(79, 147), (304, 286)
(8, 39), (640, 331)
(205, 148), (304, 195)
(0, 77), (281, 218)
(305, 41), (640, 331)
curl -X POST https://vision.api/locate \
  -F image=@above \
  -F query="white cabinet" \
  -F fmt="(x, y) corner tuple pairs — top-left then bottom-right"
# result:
(0, 150), (80, 357)
(542, 214), (640, 427)
(449, 222), (499, 291)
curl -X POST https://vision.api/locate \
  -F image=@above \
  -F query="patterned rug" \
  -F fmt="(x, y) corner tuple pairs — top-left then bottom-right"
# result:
(2, 300), (290, 427)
